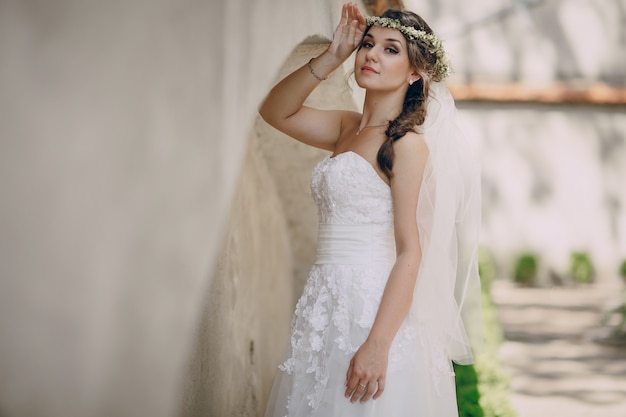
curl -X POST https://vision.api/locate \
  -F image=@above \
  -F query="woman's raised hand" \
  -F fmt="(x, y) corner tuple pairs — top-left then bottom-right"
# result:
(327, 3), (367, 62)
(258, 3), (366, 148)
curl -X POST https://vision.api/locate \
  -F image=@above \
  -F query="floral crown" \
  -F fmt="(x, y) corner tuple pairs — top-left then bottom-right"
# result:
(365, 16), (451, 80)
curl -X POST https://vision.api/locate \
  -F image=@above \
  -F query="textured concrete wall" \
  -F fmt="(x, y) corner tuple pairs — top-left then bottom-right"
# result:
(0, 1), (346, 417)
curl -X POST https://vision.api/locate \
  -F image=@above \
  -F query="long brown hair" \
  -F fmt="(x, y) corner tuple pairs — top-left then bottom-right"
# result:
(366, 9), (444, 178)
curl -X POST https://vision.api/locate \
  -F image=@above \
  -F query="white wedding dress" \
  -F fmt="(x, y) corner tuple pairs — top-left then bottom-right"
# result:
(264, 150), (460, 417)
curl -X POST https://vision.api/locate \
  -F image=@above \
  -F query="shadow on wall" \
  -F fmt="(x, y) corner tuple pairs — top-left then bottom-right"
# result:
(594, 116), (626, 243)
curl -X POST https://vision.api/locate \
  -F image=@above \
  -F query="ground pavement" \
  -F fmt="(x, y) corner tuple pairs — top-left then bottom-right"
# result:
(491, 280), (626, 417)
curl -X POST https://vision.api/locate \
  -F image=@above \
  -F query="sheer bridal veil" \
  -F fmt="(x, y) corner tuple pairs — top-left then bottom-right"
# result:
(411, 82), (483, 365)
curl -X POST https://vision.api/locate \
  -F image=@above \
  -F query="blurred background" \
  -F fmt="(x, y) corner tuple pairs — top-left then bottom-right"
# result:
(0, 0), (624, 416)
(423, 0), (626, 283)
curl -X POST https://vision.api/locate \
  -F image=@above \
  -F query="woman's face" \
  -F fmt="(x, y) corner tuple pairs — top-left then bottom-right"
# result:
(354, 26), (416, 92)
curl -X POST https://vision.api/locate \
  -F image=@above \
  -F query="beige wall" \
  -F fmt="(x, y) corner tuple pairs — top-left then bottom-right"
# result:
(458, 102), (626, 284)
(0, 1), (348, 417)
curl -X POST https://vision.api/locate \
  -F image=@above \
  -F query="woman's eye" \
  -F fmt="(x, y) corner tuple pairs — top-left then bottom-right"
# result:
(385, 48), (398, 54)
(362, 42), (373, 48)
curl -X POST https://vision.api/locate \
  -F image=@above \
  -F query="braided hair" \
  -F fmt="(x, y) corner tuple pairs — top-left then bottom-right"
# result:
(366, 9), (445, 178)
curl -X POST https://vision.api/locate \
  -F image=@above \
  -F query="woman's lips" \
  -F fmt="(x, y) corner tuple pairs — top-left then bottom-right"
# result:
(361, 66), (378, 74)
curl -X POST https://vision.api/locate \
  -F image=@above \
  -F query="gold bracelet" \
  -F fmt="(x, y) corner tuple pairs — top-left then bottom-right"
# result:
(307, 58), (328, 81)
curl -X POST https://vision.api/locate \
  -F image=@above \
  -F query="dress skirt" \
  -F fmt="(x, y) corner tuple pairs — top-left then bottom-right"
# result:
(264, 224), (459, 417)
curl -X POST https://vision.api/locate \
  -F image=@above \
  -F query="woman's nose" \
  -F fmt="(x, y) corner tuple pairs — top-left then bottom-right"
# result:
(365, 46), (379, 61)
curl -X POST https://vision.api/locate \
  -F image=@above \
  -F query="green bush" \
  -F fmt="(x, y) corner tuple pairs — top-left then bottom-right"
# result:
(455, 363), (484, 417)
(570, 252), (594, 284)
(455, 248), (518, 417)
(513, 254), (537, 286)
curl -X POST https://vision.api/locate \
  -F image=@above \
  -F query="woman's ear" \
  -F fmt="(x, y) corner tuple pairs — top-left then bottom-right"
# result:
(408, 71), (421, 85)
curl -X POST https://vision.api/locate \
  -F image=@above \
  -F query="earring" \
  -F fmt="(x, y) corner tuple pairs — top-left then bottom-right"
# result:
(409, 79), (414, 86)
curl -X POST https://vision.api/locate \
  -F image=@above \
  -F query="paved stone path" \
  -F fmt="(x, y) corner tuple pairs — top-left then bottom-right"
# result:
(491, 281), (626, 417)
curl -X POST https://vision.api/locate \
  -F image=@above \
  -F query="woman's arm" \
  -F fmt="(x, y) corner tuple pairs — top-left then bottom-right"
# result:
(258, 3), (366, 151)
(344, 132), (429, 403)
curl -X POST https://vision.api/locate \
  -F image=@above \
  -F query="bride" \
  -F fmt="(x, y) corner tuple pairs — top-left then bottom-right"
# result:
(259, 3), (482, 416)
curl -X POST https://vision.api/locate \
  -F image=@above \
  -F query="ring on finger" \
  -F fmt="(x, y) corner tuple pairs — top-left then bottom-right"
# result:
(358, 383), (366, 388)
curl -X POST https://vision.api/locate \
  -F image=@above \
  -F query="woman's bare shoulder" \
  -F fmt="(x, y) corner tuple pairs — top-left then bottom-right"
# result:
(394, 131), (428, 158)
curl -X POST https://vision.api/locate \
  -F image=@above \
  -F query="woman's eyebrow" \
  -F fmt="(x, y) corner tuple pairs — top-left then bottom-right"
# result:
(363, 33), (403, 45)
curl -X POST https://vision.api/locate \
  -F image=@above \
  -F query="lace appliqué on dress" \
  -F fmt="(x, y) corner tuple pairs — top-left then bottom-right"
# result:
(279, 264), (389, 412)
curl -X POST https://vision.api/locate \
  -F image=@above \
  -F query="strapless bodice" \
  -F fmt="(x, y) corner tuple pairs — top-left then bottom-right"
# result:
(310, 151), (393, 226)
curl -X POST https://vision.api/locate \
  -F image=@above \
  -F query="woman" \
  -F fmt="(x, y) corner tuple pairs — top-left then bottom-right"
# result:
(260, 4), (482, 416)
